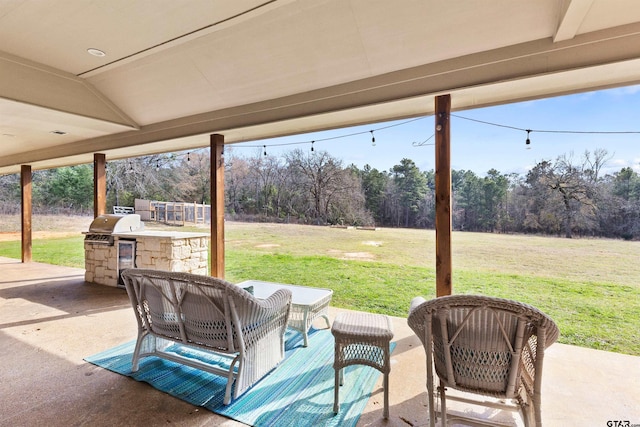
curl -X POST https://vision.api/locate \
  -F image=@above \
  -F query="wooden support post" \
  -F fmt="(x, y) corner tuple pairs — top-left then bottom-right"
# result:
(435, 95), (452, 296)
(210, 134), (225, 278)
(94, 153), (106, 218)
(21, 165), (32, 263)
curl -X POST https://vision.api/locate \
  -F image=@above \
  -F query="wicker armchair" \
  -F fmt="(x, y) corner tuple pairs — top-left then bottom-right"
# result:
(121, 268), (292, 405)
(407, 295), (559, 427)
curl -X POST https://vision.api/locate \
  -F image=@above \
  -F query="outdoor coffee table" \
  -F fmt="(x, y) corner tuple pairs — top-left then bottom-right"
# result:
(237, 280), (333, 347)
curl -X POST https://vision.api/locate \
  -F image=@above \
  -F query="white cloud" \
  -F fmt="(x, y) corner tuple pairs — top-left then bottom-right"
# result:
(610, 158), (629, 167)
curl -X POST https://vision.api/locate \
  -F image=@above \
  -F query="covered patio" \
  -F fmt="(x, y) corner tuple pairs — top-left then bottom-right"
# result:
(2, 256), (639, 425)
(4, 1), (640, 275)
(2, 1), (640, 425)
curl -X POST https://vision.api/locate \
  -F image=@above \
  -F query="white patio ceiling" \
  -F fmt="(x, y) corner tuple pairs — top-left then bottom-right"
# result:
(2, 0), (640, 175)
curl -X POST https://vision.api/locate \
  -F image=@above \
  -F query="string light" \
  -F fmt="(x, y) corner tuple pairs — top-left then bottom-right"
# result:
(452, 113), (640, 139)
(229, 116), (425, 152)
(155, 149), (204, 172)
(230, 109), (640, 154)
(145, 113), (640, 171)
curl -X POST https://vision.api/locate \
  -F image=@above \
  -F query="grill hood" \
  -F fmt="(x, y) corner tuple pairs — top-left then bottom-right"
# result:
(87, 214), (142, 234)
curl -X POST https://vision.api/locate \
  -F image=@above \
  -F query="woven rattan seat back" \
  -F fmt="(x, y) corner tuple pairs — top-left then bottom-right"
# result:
(129, 270), (263, 351)
(408, 294), (559, 427)
(139, 278), (182, 340)
(121, 268), (292, 405)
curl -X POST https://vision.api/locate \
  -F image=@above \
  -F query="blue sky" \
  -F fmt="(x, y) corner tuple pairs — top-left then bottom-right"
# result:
(230, 85), (640, 177)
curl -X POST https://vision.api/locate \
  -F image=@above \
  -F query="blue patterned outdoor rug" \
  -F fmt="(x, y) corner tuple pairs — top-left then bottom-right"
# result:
(85, 329), (395, 427)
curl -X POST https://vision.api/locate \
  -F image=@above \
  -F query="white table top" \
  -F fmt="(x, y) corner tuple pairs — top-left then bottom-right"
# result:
(237, 280), (332, 305)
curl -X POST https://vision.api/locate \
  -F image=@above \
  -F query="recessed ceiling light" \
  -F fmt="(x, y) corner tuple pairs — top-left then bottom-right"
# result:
(87, 48), (106, 57)
(50, 130), (68, 135)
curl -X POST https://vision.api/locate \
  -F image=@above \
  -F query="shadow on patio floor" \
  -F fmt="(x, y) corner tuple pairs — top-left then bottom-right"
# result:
(1, 257), (638, 426)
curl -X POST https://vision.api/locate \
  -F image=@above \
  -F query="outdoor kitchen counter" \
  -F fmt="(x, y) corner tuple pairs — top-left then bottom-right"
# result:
(112, 230), (210, 239)
(123, 231), (210, 279)
(85, 230), (210, 287)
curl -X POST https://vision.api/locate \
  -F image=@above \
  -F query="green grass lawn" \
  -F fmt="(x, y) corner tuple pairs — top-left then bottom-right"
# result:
(1, 221), (638, 355)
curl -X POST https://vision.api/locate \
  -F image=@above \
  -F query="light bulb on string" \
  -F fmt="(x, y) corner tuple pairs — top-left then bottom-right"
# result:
(525, 129), (532, 150)
(156, 159), (159, 171)
(263, 145), (267, 156)
(311, 141), (315, 152)
(187, 152), (190, 162)
(370, 130), (376, 146)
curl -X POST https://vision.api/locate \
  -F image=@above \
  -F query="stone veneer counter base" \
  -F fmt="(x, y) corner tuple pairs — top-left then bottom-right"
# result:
(85, 231), (210, 287)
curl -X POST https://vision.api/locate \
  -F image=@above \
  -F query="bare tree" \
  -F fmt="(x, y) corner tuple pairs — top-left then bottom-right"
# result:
(225, 151), (252, 216)
(583, 148), (613, 183)
(285, 149), (368, 225)
(0, 173), (20, 214)
(107, 153), (181, 208)
(533, 152), (600, 238)
(248, 153), (285, 218)
(181, 150), (211, 204)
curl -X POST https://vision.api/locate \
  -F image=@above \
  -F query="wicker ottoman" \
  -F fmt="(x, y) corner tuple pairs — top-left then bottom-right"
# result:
(331, 312), (394, 419)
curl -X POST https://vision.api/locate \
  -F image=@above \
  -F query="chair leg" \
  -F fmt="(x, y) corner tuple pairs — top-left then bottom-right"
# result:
(439, 383), (447, 427)
(521, 400), (536, 427)
(131, 333), (150, 372)
(321, 313), (331, 329)
(333, 367), (340, 414)
(383, 371), (389, 419)
(131, 341), (142, 372)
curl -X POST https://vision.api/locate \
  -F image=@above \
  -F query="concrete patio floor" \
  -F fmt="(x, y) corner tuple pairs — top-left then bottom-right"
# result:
(1, 256), (638, 426)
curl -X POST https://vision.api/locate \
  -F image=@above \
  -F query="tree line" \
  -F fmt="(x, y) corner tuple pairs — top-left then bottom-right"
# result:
(0, 147), (638, 240)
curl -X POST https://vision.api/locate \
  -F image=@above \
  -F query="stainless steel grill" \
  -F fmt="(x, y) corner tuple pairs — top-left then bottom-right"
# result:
(83, 214), (143, 245)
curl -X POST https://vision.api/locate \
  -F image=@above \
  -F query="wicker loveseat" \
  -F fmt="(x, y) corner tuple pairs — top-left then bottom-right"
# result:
(408, 294), (559, 427)
(121, 268), (292, 405)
